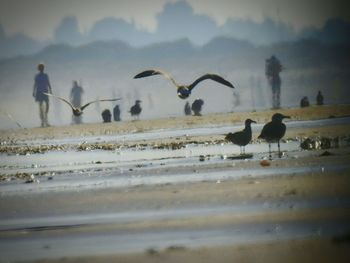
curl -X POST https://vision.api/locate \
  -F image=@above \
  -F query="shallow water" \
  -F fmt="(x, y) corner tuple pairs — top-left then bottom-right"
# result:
(9, 116), (350, 146)
(0, 141), (301, 175)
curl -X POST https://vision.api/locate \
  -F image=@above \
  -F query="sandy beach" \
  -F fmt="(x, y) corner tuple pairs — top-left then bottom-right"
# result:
(1, 104), (350, 263)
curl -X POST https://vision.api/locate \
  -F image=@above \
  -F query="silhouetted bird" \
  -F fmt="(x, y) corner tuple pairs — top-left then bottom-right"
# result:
(44, 93), (121, 116)
(101, 109), (111, 123)
(317, 91), (324, 105)
(191, 99), (204, 116)
(130, 100), (142, 119)
(225, 119), (256, 155)
(300, 96), (310, 108)
(134, 69), (234, 99)
(184, 102), (191, 116)
(258, 113), (290, 159)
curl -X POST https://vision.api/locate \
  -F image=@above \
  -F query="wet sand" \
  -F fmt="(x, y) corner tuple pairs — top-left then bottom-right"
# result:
(1, 104), (350, 142)
(6, 168), (350, 263)
(31, 238), (350, 263)
(1, 105), (350, 262)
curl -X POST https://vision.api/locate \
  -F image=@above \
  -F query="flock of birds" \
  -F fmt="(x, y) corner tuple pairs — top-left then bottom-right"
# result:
(45, 68), (290, 159)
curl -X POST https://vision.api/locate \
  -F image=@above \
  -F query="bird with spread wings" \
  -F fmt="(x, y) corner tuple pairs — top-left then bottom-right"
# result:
(44, 93), (121, 116)
(134, 69), (234, 99)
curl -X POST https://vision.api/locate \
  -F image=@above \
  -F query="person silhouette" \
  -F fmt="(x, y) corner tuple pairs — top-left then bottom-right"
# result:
(265, 55), (283, 109)
(184, 101), (191, 115)
(113, 104), (121, 121)
(70, 80), (84, 124)
(316, 91), (324, 105)
(33, 63), (52, 127)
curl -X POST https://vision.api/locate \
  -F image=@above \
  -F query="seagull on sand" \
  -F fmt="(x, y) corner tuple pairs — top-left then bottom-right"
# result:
(225, 119), (256, 155)
(133, 69), (234, 99)
(129, 100), (142, 119)
(258, 113), (290, 159)
(44, 93), (121, 116)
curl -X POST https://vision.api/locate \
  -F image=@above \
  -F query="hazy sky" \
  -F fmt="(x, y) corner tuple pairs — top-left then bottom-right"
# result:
(0, 0), (348, 40)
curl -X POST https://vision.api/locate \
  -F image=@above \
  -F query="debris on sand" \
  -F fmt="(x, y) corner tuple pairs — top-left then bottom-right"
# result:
(166, 245), (187, 251)
(284, 189), (297, 196)
(226, 154), (253, 160)
(300, 136), (341, 150)
(25, 174), (36, 184)
(260, 160), (271, 167)
(319, 151), (333, 157)
(332, 231), (350, 244)
(146, 247), (159, 255)
(199, 155), (210, 161)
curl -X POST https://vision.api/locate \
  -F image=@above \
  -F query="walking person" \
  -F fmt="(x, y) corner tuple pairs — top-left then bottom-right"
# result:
(70, 80), (84, 124)
(265, 55), (283, 109)
(33, 63), (52, 127)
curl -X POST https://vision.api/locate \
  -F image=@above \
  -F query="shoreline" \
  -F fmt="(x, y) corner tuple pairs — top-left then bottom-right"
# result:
(1, 104), (350, 141)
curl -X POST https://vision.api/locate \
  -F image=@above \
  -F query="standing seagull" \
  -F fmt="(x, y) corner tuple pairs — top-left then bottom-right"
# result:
(225, 119), (256, 155)
(258, 113), (290, 159)
(130, 100), (142, 120)
(44, 93), (121, 116)
(134, 69), (234, 99)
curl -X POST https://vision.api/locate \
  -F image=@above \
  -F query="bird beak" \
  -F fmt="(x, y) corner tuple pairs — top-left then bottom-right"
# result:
(283, 115), (291, 119)
(252, 120), (257, 123)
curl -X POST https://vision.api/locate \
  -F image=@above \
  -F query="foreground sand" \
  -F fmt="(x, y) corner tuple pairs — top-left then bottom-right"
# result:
(31, 238), (350, 263)
(1, 105), (350, 262)
(17, 166), (350, 263)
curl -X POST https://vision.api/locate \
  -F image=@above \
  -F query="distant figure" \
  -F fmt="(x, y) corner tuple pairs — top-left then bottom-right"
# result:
(184, 102), (191, 115)
(113, 104), (121, 121)
(258, 113), (290, 159)
(33, 63), (52, 127)
(147, 93), (154, 109)
(225, 119), (256, 155)
(300, 96), (310, 108)
(130, 100), (142, 119)
(44, 93), (120, 116)
(70, 80), (84, 124)
(134, 69), (234, 99)
(232, 90), (240, 111)
(265, 55), (283, 109)
(101, 109), (111, 123)
(191, 99), (204, 116)
(317, 91), (324, 105)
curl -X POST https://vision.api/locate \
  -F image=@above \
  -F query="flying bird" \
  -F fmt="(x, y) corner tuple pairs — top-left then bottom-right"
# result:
(258, 113), (290, 159)
(44, 93), (121, 116)
(133, 69), (234, 99)
(225, 119), (256, 155)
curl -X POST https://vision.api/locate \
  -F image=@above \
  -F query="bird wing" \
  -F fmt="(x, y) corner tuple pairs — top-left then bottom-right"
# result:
(188, 74), (235, 91)
(81, 98), (121, 111)
(258, 122), (270, 139)
(44, 92), (74, 109)
(134, 69), (179, 88)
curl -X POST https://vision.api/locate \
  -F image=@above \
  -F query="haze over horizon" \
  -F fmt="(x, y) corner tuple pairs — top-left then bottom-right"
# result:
(1, 0), (348, 40)
(0, 0), (349, 59)
(0, 0), (349, 129)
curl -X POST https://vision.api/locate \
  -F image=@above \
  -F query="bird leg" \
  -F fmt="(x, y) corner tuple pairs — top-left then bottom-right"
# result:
(278, 140), (282, 158)
(268, 143), (272, 160)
